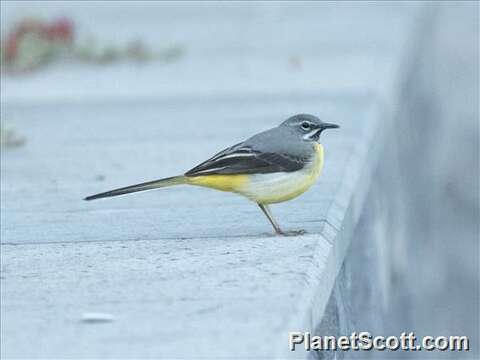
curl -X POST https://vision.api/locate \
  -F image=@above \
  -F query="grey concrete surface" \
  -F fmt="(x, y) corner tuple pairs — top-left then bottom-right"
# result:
(0, 95), (381, 359)
(1, 2), (460, 359)
(314, 3), (479, 360)
(383, 3), (479, 358)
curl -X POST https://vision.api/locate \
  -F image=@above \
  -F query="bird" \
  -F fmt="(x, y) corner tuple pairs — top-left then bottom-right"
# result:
(84, 114), (339, 236)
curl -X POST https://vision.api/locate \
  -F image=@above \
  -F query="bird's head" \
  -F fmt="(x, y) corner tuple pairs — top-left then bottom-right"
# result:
(281, 114), (339, 142)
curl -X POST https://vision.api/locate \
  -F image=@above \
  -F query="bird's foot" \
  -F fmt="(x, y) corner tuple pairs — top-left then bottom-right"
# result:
(277, 229), (306, 237)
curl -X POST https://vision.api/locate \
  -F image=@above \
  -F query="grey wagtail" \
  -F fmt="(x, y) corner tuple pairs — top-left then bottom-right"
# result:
(85, 114), (339, 236)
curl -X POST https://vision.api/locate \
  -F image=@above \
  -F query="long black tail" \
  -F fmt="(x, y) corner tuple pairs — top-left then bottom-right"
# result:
(84, 176), (187, 201)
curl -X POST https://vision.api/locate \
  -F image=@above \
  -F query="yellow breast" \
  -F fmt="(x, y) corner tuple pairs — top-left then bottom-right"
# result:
(282, 142), (324, 200)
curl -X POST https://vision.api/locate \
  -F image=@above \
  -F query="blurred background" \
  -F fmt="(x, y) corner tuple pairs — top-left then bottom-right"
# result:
(1, 1), (478, 359)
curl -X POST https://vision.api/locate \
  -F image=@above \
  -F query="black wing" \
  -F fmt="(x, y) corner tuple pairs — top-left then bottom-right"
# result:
(185, 143), (307, 176)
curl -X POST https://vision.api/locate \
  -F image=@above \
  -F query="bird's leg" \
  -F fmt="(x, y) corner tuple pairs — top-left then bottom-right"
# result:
(257, 204), (305, 236)
(258, 203), (283, 235)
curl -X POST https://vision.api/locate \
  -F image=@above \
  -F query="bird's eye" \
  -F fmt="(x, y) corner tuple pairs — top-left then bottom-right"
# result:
(301, 121), (310, 130)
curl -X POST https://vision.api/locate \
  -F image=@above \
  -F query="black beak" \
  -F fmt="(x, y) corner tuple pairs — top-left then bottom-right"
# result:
(320, 122), (339, 130)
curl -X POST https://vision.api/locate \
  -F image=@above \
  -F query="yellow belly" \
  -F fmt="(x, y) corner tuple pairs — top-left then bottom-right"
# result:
(187, 143), (324, 204)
